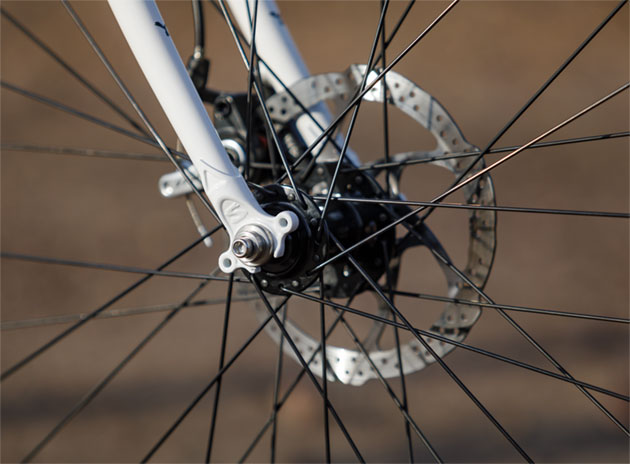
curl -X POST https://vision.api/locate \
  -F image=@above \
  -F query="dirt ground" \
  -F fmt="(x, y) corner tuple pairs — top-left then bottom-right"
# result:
(1, 1), (629, 463)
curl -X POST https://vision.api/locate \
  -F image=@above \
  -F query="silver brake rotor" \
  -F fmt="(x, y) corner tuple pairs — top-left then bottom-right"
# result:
(243, 65), (497, 386)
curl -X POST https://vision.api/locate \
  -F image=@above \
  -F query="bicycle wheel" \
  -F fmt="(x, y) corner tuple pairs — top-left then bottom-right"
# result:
(2, 1), (628, 462)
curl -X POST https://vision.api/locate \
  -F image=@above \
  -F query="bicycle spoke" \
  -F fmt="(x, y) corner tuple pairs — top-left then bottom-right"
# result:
(373, 0), (416, 65)
(382, 243), (414, 463)
(391, 290), (630, 325)
(422, 239), (630, 435)
(62, 0), (219, 220)
(142, 296), (291, 463)
(251, 279), (365, 462)
(269, 304), (288, 463)
(216, 0), (305, 205)
(417, 0), (628, 225)
(0, 295), (262, 331)
(0, 6), (148, 136)
(276, 0), (460, 183)
(312, 196), (630, 219)
(1, 143), (167, 162)
(0, 228), (218, 382)
(324, 233), (533, 462)
(0, 81), (170, 151)
(313, 82), (629, 272)
(1, 251), (245, 283)
(281, 289), (629, 402)
(205, 273), (234, 463)
(334, 309), (442, 463)
(382, 194), (630, 436)
(21, 278), (212, 463)
(319, 273), (331, 463)
(317, 0), (390, 230)
(380, 0), (392, 196)
(238, 306), (349, 463)
(244, 0), (259, 181)
(205, 0), (346, 161)
(344, 132), (630, 173)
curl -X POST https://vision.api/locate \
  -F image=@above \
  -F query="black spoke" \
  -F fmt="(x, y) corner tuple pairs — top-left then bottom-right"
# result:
(269, 304), (288, 464)
(238, 305), (350, 464)
(1, 143), (167, 162)
(61, 0), (219, 221)
(380, 0), (392, 196)
(0, 295), (262, 331)
(319, 273), (331, 463)
(345, 131), (630, 173)
(0, 228), (218, 382)
(382, 244), (414, 463)
(244, 0), (259, 181)
(1, 143), (273, 169)
(205, 0), (346, 161)
(251, 279), (365, 462)
(141, 296), (290, 463)
(317, 0), (390, 230)
(422, 239), (630, 436)
(373, 0), (416, 65)
(392, 289), (630, 324)
(333, 308), (442, 463)
(324, 233), (533, 462)
(1, 251), (246, 283)
(0, 81), (177, 153)
(0, 6), (148, 136)
(276, 0), (460, 183)
(21, 278), (212, 463)
(313, 82), (629, 272)
(312, 195), (630, 219)
(205, 274), (234, 463)
(281, 289), (629, 402)
(216, 0), (305, 205)
(416, 0), (628, 225)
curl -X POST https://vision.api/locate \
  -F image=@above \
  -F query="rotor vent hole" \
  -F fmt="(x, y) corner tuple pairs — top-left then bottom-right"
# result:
(413, 105), (419, 111)
(436, 115), (443, 122)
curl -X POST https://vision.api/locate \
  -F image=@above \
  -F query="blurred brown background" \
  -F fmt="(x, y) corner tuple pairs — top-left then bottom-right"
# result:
(1, 1), (628, 462)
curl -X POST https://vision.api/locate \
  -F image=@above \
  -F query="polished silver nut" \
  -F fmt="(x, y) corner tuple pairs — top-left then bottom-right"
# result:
(231, 225), (274, 266)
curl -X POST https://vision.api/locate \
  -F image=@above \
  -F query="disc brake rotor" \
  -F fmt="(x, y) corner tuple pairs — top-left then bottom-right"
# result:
(241, 65), (497, 386)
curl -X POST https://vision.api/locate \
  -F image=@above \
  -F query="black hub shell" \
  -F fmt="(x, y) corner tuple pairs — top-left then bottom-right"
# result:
(251, 184), (326, 295)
